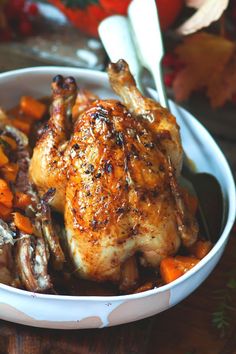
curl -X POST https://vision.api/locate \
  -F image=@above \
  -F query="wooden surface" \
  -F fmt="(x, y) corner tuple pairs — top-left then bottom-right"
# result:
(0, 50), (236, 354)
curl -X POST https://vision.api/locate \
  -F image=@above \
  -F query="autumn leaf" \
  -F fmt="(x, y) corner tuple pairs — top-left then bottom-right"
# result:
(185, 0), (206, 8)
(173, 32), (236, 107)
(208, 51), (236, 107)
(177, 0), (229, 35)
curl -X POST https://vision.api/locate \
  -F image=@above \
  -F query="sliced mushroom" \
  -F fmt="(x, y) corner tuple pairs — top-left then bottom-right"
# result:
(15, 233), (51, 292)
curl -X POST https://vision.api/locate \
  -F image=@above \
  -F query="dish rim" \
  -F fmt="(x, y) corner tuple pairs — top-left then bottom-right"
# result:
(0, 65), (235, 302)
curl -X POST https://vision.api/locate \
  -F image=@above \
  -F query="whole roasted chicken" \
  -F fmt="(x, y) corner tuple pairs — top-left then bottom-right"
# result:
(29, 60), (198, 291)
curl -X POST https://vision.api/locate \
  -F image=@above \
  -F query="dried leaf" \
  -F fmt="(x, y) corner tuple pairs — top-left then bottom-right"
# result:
(173, 32), (236, 107)
(177, 0), (229, 35)
(185, 0), (206, 9)
(208, 51), (236, 107)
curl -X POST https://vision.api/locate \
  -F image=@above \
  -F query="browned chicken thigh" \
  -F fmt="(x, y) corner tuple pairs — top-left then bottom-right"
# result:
(29, 60), (198, 291)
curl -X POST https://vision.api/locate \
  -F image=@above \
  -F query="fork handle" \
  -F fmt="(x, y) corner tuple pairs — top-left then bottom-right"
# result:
(98, 15), (144, 93)
(128, 0), (169, 109)
(151, 64), (169, 109)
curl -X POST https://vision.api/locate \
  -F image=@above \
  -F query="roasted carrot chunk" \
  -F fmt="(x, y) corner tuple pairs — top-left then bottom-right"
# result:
(0, 203), (12, 221)
(13, 212), (33, 234)
(160, 257), (183, 284)
(175, 256), (199, 273)
(1, 163), (18, 182)
(0, 179), (13, 208)
(14, 192), (32, 209)
(20, 96), (46, 121)
(1, 136), (17, 150)
(0, 146), (9, 167)
(189, 240), (212, 259)
(11, 119), (32, 135)
(160, 256), (199, 284)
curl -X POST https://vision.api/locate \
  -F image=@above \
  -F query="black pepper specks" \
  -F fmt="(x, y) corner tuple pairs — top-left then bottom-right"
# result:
(84, 164), (94, 174)
(104, 161), (113, 173)
(91, 108), (110, 123)
(144, 142), (155, 149)
(159, 164), (165, 172)
(72, 143), (80, 150)
(115, 131), (124, 147)
(151, 189), (159, 198)
(90, 219), (97, 230)
(116, 207), (125, 214)
(146, 161), (153, 167)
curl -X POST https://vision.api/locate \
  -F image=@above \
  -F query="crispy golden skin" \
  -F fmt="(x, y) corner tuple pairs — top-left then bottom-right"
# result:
(29, 61), (198, 289)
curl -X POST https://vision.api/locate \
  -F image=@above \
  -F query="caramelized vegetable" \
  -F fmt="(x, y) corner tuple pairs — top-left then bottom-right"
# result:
(11, 119), (32, 135)
(160, 256), (199, 284)
(0, 203), (12, 221)
(0, 146), (9, 167)
(13, 212), (33, 234)
(189, 240), (212, 259)
(20, 96), (46, 121)
(160, 257), (183, 284)
(0, 179), (13, 208)
(1, 163), (19, 182)
(14, 192), (32, 210)
(1, 136), (17, 150)
(175, 256), (200, 272)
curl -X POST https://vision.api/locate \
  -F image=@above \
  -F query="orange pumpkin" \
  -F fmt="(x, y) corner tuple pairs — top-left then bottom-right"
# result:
(49, 0), (184, 37)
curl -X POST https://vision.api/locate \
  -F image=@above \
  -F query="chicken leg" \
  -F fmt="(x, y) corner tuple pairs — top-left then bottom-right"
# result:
(29, 75), (77, 212)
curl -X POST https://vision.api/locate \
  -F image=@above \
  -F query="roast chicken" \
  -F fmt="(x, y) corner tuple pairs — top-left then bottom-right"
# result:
(29, 60), (198, 291)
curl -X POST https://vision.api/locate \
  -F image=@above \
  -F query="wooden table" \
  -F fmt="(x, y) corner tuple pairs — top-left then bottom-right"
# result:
(0, 51), (236, 354)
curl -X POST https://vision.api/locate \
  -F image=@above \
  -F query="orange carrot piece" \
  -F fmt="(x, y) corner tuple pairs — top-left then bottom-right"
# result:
(13, 212), (33, 234)
(1, 136), (17, 150)
(160, 255), (199, 284)
(0, 179), (13, 208)
(1, 163), (18, 182)
(14, 192), (32, 209)
(20, 96), (46, 120)
(0, 203), (12, 221)
(0, 146), (9, 167)
(175, 256), (199, 273)
(11, 119), (32, 135)
(160, 257), (184, 284)
(189, 240), (212, 259)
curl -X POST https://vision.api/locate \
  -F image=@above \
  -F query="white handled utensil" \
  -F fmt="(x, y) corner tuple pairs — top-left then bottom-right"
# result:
(128, 0), (168, 108)
(98, 15), (144, 93)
